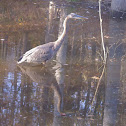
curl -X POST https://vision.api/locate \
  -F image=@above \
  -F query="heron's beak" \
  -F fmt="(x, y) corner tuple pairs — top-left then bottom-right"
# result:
(74, 14), (88, 20)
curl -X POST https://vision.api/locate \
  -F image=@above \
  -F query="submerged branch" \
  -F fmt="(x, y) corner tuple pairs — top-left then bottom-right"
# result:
(89, 64), (106, 113)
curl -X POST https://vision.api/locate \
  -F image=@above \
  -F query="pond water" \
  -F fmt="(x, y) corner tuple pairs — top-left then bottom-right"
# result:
(0, 1), (126, 126)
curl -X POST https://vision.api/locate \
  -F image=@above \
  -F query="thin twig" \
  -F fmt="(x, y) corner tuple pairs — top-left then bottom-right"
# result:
(98, 64), (104, 71)
(96, 51), (104, 61)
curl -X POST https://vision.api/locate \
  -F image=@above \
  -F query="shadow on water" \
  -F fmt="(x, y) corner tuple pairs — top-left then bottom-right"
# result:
(0, 0), (126, 126)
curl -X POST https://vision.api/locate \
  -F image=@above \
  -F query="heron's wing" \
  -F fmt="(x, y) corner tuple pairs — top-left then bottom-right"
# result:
(17, 47), (38, 63)
(23, 46), (39, 58)
(24, 43), (54, 63)
(18, 42), (55, 64)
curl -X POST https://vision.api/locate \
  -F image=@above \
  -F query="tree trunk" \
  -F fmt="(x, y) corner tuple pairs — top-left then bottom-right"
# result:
(111, 0), (126, 18)
(103, 18), (125, 126)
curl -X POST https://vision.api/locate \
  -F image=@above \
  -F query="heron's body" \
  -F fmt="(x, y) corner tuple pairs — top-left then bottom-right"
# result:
(17, 13), (87, 66)
(18, 42), (55, 65)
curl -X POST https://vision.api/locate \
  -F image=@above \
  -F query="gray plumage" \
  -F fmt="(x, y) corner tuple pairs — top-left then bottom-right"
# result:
(17, 13), (87, 66)
(18, 42), (55, 65)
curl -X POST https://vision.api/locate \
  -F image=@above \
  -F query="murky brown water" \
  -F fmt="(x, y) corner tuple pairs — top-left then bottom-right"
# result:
(0, 0), (126, 126)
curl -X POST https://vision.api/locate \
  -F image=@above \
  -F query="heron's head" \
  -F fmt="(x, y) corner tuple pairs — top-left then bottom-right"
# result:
(68, 13), (88, 20)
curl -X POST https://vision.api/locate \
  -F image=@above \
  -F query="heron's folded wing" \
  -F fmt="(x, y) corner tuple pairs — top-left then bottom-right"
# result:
(29, 47), (53, 62)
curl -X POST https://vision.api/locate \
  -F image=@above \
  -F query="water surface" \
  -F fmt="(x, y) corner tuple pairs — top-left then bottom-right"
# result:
(0, 1), (126, 126)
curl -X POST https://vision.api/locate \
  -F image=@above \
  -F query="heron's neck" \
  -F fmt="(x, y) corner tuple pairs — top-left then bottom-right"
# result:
(54, 17), (68, 51)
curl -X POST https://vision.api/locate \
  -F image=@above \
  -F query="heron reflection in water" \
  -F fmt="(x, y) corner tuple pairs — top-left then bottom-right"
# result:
(18, 65), (65, 116)
(17, 13), (87, 66)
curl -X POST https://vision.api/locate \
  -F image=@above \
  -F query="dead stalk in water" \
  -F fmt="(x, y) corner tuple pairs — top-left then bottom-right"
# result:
(89, 0), (107, 113)
(89, 65), (105, 113)
(99, 0), (107, 63)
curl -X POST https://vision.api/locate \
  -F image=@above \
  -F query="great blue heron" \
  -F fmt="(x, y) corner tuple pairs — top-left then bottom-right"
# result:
(17, 13), (87, 66)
